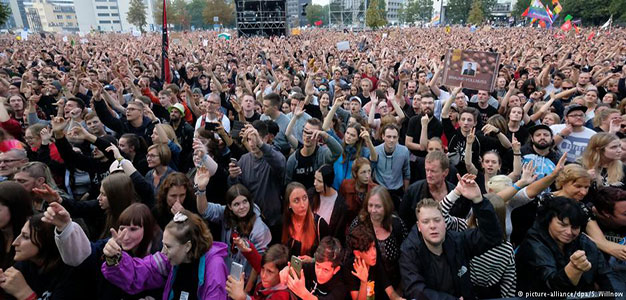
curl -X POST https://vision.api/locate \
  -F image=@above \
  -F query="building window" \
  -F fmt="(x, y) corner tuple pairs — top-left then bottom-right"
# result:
(98, 13), (110, 16)
(66, 15), (72, 19)
(95, 0), (107, 2)
(111, 13), (119, 16)
(113, 20), (120, 23)
(110, 6), (117, 9)
(99, 20), (111, 24)
(96, 6), (108, 9)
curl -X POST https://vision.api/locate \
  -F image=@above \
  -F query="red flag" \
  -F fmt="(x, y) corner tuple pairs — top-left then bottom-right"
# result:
(587, 31), (596, 41)
(561, 20), (572, 32)
(539, 20), (546, 28)
(573, 24), (580, 34)
(161, 0), (171, 84)
(521, 7), (529, 17)
(314, 20), (323, 26)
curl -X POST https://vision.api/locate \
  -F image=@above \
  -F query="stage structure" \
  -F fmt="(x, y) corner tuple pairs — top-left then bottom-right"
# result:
(329, 0), (366, 27)
(235, 0), (287, 37)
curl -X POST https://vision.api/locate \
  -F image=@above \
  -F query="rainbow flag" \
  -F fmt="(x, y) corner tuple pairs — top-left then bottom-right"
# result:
(526, 0), (553, 24)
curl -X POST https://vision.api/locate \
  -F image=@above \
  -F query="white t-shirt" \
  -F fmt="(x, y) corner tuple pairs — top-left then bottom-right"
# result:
(550, 124), (596, 162)
(194, 113), (231, 133)
(317, 192), (337, 225)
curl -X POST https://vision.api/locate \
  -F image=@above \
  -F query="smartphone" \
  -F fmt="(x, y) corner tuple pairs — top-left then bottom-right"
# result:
(230, 262), (243, 280)
(205, 122), (218, 131)
(290, 256), (302, 278)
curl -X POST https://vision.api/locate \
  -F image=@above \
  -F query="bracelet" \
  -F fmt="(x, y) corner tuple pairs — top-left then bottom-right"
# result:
(513, 183), (522, 191)
(513, 153), (521, 156)
(24, 292), (37, 300)
(105, 254), (121, 266)
(116, 157), (124, 162)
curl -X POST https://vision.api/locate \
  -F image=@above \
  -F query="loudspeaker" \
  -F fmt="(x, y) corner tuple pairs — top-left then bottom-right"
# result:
(236, 0), (287, 37)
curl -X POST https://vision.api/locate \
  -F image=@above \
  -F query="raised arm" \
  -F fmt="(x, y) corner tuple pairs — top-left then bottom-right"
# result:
(464, 128), (478, 175)
(441, 85), (462, 119)
(508, 135), (522, 180)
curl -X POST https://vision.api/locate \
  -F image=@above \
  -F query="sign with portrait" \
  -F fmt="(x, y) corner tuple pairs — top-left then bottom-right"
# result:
(442, 49), (500, 91)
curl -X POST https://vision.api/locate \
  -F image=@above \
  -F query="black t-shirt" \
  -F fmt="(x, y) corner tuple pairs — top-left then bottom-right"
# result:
(293, 147), (318, 190)
(427, 251), (456, 296)
(303, 262), (347, 300)
(468, 102), (498, 125)
(357, 93), (371, 106)
(344, 255), (391, 300)
(406, 114), (443, 157)
(171, 260), (200, 300)
(15, 260), (89, 300)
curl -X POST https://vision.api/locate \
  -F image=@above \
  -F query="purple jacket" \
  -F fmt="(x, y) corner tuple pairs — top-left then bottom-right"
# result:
(101, 242), (228, 300)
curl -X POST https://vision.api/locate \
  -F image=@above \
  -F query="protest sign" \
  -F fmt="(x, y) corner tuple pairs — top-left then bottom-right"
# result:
(442, 49), (500, 91)
(336, 41), (350, 51)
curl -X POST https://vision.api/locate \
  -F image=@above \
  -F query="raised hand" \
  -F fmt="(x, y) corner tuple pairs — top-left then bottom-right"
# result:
(51, 116), (68, 133)
(103, 227), (127, 257)
(42, 202), (72, 231)
(232, 237), (251, 253)
(105, 143), (123, 160)
(466, 127), (476, 145)
(511, 134), (520, 153)
(455, 173), (482, 203)
(518, 161), (538, 187)
(170, 201), (184, 215)
(569, 250), (592, 272)
(0, 267), (33, 299)
(351, 257), (369, 283)
(194, 166), (211, 190)
(39, 127), (53, 145)
(32, 183), (62, 203)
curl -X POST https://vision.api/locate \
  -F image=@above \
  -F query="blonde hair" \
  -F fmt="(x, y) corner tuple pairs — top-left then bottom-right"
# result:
(154, 124), (180, 147)
(487, 175), (512, 193)
(555, 164), (592, 190)
(468, 194), (506, 240)
(581, 133), (624, 186)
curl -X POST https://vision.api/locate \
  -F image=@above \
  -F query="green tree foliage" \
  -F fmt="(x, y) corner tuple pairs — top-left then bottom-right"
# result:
(468, 0), (484, 24)
(511, 0), (528, 19)
(188, 0), (208, 29)
(152, 0), (170, 26)
(127, 0), (147, 32)
(366, 0), (387, 28)
(401, 0), (434, 23)
(446, 0), (494, 24)
(202, 0), (236, 27)
(559, 0), (626, 25)
(0, 2), (11, 28)
(171, 0), (190, 30)
(306, 4), (329, 25)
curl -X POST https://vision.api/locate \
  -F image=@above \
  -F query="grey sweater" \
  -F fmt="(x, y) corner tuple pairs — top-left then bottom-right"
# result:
(227, 143), (285, 226)
(285, 135), (343, 186)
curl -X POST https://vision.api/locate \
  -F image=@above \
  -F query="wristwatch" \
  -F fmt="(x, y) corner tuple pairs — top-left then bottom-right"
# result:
(105, 254), (121, 266)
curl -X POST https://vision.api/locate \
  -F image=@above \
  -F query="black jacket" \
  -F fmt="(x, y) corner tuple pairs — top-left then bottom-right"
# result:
(400, 179), (471, 228)
(516, 223), (620, 295)
(399, 197), (503, 300)
(94, 100), (155, 142)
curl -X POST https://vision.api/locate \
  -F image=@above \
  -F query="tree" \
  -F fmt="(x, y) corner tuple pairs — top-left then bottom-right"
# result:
(306, 4), (329, 26)
(511, 0), (528, 20)
(446, 0), (494, 24)
(559, 0), (624, 25)
(0, 2), (11, 28)
(401, 0), (433, 23)
(202, 0), (236, 28)
(152, 0), (170, 26)
(366, 0), (387, 28)
(188, 0), (208, 29)
(171, 0), (189, 30)
(468, 0), (484, 24)
(127, 0), (147, 32)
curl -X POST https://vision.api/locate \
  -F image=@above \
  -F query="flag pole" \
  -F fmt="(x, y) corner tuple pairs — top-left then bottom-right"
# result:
(162, 0), (171, 84)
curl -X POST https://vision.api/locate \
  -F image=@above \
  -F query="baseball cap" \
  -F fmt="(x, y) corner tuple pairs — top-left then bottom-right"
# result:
(528, 124), (553, 136)
(104, 84), (117, 92)
(349, 96), (362, 105)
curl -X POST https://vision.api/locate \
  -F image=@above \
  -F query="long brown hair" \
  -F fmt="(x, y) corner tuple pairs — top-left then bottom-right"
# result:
(28, 214), (61, 274)
(358, 185), (394, 231)
(156, 172), (195, 220)
(582, 133), (624, 186)
(341, 123), (364, 163)
(165, 210), (213, 261)
(282, 182), (316, 255)
(224, 184), (257, 237)
(101, 173), (137, 239)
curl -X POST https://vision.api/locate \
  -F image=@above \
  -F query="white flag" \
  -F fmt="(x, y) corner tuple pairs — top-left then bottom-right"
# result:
(601, 15), (612, 30)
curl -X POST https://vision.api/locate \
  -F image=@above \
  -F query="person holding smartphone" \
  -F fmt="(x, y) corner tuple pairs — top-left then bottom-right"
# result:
(279, 236), (347, 300)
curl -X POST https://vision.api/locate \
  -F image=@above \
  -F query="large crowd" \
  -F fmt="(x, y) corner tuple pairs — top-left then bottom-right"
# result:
(0, 26), (625, 299)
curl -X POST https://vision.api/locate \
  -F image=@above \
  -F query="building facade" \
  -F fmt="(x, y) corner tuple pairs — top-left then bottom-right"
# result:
(26, 0), (78, 32)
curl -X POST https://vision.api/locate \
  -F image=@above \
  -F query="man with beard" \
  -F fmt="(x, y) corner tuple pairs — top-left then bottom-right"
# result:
(405, 95), (443, 158)
(521, 124), (561, 180)
(168, 103), (194, 172)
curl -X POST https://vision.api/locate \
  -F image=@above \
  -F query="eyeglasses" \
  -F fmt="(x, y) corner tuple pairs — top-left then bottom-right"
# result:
(568, 113), (585, 118)
(146, 154), (159, 159)
(0, 159), (22, 164)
